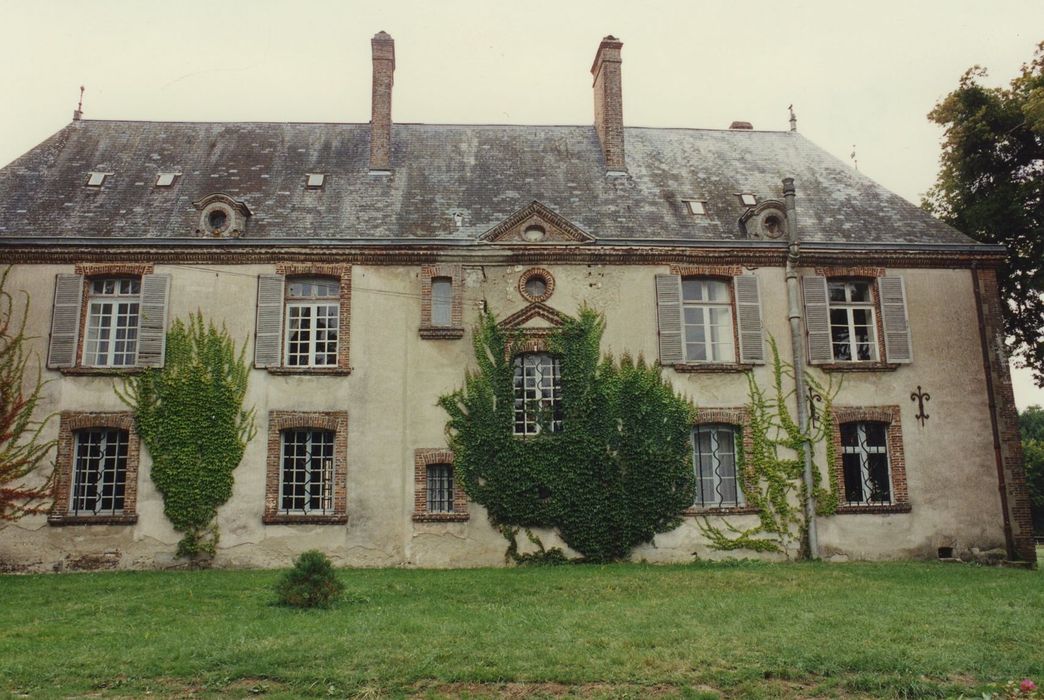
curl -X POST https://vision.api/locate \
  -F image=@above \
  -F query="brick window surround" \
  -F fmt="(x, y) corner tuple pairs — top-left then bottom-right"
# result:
(419, 264), (464, 339)
(270, 263), (351, 374)
(263, 411), (348, 524)
(831, 405), (911, 514)
(667, 264), (754, 374)
(413, 448), (469, 522)
(684, 407), (759, 516)
(48, 411), (140, 525)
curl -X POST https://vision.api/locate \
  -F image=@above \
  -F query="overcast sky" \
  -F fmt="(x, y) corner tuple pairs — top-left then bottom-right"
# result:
(1, 0), (1041, 408)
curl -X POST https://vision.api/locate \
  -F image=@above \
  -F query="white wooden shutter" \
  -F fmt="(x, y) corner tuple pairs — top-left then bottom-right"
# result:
(47, 274), (84, 369)
(803, 276), (832, 364)
(654, 274), (684, 365)
(734, 274), (765, 364)
(138, 274), (171, 368)
(879, 276), (913, 363)
(254, 274), (285, 368)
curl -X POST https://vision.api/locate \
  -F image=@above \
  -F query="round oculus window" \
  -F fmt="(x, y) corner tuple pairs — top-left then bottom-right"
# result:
(518, 268), (554, 303)
(525, 276), (546, 298)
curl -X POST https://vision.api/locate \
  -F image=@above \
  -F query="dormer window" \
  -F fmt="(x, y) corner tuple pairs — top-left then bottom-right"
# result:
(193, 193), (252, 238)
(684, 200), (707, 215)
(85, 172), (109, 187)
(155, 173), (178, 187)
(738, 193), (757, 207)
(306, 173), (325, 189)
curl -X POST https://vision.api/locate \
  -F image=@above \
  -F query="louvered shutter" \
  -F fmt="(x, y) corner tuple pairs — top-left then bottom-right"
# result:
(47, 274), (84, 368)
(254, 274), (285, 368)
(654, 274), (684, 365)
(137, 274), (171, 368)
(879, 276), (913, 363)
(734, 274), (765, 364)
(802, 276), (832, 364)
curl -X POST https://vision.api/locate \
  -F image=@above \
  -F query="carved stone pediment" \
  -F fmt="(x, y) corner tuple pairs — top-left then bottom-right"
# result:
(496, 301), (567, 353)
(480, 201), (594, 244)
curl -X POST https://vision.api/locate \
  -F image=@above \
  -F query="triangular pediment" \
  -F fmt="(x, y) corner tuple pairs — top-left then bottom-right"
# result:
(497, 302), (567, 331)
(479, 201), (594, 244)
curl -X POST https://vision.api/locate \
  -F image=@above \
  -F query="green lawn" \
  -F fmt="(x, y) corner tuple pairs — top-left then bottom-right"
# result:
(0, 560), (1041, 699)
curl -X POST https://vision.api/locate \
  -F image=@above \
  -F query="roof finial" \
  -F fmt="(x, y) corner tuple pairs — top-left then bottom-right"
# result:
(850, 144), (859, 171)
(73, 86), (85, 121)
(788, 104), (797, 132)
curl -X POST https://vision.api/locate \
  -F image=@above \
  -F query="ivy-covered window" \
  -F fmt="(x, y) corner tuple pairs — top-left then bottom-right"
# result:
(70, 428), (129, 516)
(285, 277), (340, 367)
(682, 278), (735, 363)
(828, 281), (878, 362)
(840, 421), (892, 504)
(279, 429), (335, 514)
(426, 464), (455, 513)
(84, 278), (141, 367)
(512, 353), (563, 435)
(692, 424), (743, 508)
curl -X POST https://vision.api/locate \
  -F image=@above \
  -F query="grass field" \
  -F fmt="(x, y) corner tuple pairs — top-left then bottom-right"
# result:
(0, 559), (1041, 698)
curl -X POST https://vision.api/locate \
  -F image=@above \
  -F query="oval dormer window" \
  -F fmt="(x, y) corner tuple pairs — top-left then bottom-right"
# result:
(207, 209), (228, 232)
(523, 225), (546, 242)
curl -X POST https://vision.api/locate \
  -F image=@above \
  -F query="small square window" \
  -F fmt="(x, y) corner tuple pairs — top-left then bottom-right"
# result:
(306, 173), (325, 189)
(685, 200), (707, 215)
(86, 172), (108, 187)
(738, 193), (757, 206)
(155, 173), (178, 187)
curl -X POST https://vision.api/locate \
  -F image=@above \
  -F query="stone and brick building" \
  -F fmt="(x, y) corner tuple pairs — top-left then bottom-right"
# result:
(0, 34), (1034, 570)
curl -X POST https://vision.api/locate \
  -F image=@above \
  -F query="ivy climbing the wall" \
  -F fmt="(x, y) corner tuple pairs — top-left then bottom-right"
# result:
(118, 312), (255, 559)
(698, 339), (839, 557)
(440, 307), (696, 563)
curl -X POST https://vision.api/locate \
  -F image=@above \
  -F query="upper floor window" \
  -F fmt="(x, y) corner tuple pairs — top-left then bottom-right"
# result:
(419, 265), (464, 339)
(84, 278), (141, 367)
(840, 421), (892, 505)
(285, 277), (340, 367)
(692, 424), (744, 508)
(431, 277), (453, 327)
(513, 353), (562, 435)
(682, 278), (735, 363)
(828, 281), (877, 362)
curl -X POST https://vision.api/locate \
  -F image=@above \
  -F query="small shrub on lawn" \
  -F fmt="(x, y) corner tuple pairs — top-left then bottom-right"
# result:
(275, 550), (344, 608)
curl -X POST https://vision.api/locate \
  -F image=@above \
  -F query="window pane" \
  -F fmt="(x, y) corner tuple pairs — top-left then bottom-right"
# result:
(431, 278), (453, 327)
(848, 282), (871, 302)
(426, 464), (454, 512)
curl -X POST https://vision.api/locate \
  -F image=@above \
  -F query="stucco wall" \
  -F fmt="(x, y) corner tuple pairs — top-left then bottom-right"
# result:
(0, 262), (1010, 571)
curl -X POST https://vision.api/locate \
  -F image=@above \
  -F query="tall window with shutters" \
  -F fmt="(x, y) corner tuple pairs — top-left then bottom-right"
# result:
(254, 265), (351, 372)
(654, 272), (764, 368)
(47, 270), (171, 371)
(803, 275), (911, 366)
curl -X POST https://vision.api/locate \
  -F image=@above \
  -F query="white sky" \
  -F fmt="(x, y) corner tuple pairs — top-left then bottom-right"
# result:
(1, 0), (1041, 409)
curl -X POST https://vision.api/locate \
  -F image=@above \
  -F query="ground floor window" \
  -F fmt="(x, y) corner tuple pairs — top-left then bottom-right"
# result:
(692, 424), (744, 508)
(279, 429), (335, 515)
(70, 428), (129, 515)
(513, 353), (562, 435)
(426, 464), (455, 513)
(840, 421), (892, 505)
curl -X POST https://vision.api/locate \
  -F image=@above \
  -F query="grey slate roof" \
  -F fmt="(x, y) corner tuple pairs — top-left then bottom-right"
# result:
(0, 119), (975, 245)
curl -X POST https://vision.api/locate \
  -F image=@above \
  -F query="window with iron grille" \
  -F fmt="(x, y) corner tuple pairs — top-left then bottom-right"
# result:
(692, 424), (744, 508)
(512, 353), (563, 435)
(840, 421), (892, 504)
(279, 429), (335, 514)
(828, 281), (878, 362)
(84, 277), (141, 367)
(285, 277), (339, 367)
(426, 464), (454, 513)
(682, 278), (735, 363)
(70, 428), (129, 516)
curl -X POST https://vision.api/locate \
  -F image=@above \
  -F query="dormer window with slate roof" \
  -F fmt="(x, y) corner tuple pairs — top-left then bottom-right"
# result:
(193, 193), (252, 238)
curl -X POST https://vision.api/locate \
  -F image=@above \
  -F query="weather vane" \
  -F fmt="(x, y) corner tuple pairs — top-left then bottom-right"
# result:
(850, 144), (859, 171)
(788, 104), (797, 132)
(73, 85), (85, 121)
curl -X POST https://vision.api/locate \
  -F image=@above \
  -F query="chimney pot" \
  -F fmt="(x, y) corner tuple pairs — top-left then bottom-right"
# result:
(370, 31), (395, 172)
(729, 121), (754, 130)
(591, 36), (625, 173)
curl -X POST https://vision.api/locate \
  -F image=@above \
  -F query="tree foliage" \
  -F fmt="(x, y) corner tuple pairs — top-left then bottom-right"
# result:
(275, 550), (344, 608)
(924, 43), (1044, 385)
(0, 267), (55, 521)
(118, 312), (255, 558)
(1020, 404), (1044, 534)
(439, 308), (696, 563)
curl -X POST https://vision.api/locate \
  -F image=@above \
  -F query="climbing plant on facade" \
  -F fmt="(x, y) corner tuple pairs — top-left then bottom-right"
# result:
(698, 339), (839, 556)
(440, 307), (696, 563)
(0, 267), (55, 522)
(118, 312), (255, 559)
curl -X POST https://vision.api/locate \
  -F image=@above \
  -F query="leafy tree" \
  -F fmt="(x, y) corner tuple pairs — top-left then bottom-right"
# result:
(924, 43), (1044, 385)
(1020, 404), (1044, 533)
(0, 267), (55, 521)
(440, 308), (696, 563)
(119, 312), (255, 558)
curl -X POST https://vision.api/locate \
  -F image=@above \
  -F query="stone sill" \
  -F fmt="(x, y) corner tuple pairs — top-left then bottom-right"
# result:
(673, 363), (754, 374)
(814, 362), (900, 373)
(684, 506), (760, 517)
(262, 513), (349, 525)
(835, 503), (912, 515)
(419, 326), (465, 340)
(58, 367), (146, 376)
(412, 512), (470, 523)
(48, 513), (138, 526)
(264, 367), (352, 376)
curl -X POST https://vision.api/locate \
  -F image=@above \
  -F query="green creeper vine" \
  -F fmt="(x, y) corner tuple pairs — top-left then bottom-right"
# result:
(118, 312), (256, 559)
(698, 339), (839, 557)
(440, 307), (697, 563)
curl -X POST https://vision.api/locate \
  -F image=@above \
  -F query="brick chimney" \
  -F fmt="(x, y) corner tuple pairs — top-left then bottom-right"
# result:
(591, 35), (625, 173)
(370, 31), (395, 172)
